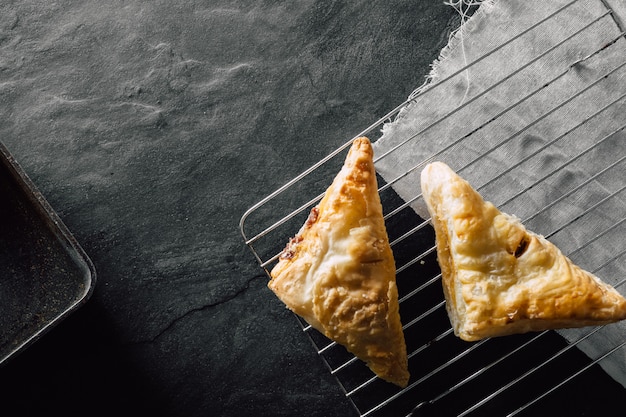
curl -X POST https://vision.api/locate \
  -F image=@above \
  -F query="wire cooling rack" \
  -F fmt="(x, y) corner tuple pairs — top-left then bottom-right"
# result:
(240, 1), (626, 415)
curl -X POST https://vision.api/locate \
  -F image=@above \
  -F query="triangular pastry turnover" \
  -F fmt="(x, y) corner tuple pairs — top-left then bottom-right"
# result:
(269, 137), (409, 387)
(420, 161), (626, 342)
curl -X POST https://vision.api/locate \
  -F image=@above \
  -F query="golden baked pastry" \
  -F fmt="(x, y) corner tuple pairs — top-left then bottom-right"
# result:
(269, 137), (409, 387)
(420, 161), (626, 342)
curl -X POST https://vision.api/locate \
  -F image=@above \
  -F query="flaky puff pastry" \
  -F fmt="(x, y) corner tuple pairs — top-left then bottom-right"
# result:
(421, 162), (626, 342)
(269, 137), (409, 387)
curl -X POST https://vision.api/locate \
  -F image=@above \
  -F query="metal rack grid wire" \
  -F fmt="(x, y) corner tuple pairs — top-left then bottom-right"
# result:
(240, 0), (626, 415)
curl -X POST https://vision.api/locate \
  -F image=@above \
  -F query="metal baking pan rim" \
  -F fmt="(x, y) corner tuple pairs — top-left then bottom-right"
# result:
(0, 141), (97, 366)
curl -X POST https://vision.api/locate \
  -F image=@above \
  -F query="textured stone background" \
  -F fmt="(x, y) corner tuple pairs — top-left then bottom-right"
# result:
(0, 1), (457, 416)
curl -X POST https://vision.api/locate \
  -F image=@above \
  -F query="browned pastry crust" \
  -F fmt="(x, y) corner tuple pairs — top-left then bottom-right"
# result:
(420, 162), (626, 341)
(269, 137), (409, 387)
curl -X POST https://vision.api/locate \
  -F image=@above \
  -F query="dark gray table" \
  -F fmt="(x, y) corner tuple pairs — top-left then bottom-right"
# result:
(0, 2), (456, 416)
(2, 2), (624, 416)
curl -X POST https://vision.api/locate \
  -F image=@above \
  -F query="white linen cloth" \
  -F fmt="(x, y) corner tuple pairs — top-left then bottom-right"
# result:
(373, 0), (626, 386)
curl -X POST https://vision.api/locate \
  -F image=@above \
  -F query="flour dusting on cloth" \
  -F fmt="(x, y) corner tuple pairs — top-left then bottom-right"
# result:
(373, 0), (626, 386)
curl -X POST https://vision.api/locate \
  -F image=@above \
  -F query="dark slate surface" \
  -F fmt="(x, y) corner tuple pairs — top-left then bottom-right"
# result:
(0, 2), (458, 416)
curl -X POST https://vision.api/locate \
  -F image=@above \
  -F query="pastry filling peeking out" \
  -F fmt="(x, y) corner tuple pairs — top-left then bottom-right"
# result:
(513, 235), (530, 258)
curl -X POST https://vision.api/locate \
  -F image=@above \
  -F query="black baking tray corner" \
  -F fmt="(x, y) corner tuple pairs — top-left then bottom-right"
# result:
(0, 141), (96, 365)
